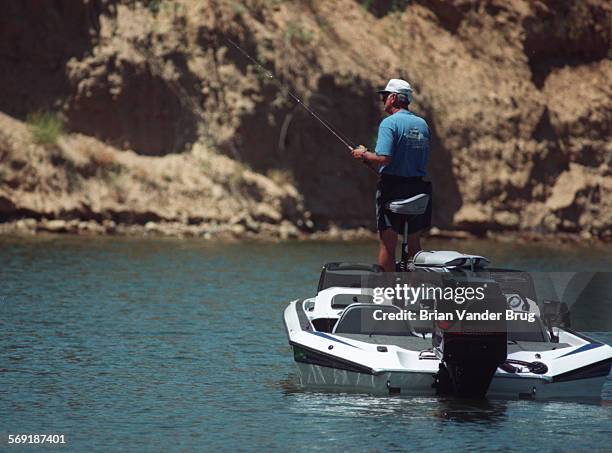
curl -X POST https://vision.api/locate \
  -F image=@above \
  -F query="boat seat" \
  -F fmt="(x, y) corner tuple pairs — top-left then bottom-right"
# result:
(317, 262), (384, 293)
(332, 304), (416, 336)
(402, 307), (435, 337)
(386, 193), (429, 216)
(507, 317), (550, 342)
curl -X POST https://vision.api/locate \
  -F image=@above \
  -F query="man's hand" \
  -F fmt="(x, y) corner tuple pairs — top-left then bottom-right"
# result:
(351, 145), (368, 161)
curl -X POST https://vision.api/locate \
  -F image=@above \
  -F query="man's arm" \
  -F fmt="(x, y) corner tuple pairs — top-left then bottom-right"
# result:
(351, 120), (393, 168)
(351, 146), (392, 166)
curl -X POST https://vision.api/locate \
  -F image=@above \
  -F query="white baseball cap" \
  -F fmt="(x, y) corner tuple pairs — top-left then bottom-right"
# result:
(378, 78), (413, 103)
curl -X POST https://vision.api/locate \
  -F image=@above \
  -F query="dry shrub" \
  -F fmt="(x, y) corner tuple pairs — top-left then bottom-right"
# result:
(266, 168), (296, 186)
(90, 147), (116, 168)
(26, 111), (64, 145)
(88, 144), (124, 176)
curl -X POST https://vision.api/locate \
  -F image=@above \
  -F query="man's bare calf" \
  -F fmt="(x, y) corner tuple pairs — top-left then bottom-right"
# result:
(378, 229), (421, 272)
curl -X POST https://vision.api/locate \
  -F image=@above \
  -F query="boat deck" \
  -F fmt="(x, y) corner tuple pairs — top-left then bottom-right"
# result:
(336, 334), (431, 350)
(336, 333), (570, 353)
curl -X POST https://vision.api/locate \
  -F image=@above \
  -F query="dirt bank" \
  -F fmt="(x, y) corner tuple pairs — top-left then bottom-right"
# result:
(0, 112), (308, 239)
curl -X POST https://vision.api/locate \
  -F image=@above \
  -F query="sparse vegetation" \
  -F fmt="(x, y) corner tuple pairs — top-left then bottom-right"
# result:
(267, 168), (296, 186)
(88, 145), (124, 178)
(145, 0), (162, 15)
(26, 111), (64, 146)
(286, 23), (314, 44)
(265, 0), (286, 7)
(230, 1), (247, 15)
(64, 162), (82, 193)
(109, 172), (126, 196)
(134, 166), (161, 191)
(360, 0), (374, 12)
(313, 16), (332, 34)
(360, 0), (411, 16)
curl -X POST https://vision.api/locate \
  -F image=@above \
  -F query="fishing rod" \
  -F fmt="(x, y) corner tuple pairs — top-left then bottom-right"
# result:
(226, 38), (358, 152)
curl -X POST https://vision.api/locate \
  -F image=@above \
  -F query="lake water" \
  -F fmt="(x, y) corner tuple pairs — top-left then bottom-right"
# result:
(1, 235), (611, 451)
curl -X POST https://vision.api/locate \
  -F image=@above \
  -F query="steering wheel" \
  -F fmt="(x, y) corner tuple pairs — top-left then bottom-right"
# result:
(502, 288), (531, 312)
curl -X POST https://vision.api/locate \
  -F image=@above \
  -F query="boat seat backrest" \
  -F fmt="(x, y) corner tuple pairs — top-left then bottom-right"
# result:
(332, 304), (416, 336)
(507, 316), (549, 342)
(403, 309), (435, 336)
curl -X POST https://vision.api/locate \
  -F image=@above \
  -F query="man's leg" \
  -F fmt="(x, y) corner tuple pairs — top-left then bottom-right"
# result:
(407, 231), (422, 258)
(378, 228), (398, 272)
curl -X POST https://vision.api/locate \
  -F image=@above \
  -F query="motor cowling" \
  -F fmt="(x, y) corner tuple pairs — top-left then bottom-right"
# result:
(433, 279), (508, 398)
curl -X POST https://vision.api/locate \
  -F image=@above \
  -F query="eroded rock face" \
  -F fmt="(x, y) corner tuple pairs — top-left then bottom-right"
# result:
(0, 0), (109, 117)
(65, 49), (199, 155)
(523, 0), (611, 88)
(0, 0), (610, 238)
(62, 3), (201, 155)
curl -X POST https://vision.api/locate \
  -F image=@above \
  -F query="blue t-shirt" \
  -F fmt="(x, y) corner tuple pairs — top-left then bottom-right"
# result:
(374, 110), (430, 177)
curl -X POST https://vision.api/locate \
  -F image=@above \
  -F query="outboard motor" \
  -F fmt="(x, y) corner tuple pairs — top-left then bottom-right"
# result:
(433, 277), (508, 398)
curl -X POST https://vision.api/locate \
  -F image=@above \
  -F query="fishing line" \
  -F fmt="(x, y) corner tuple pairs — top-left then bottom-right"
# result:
(226, 38), (356, 151)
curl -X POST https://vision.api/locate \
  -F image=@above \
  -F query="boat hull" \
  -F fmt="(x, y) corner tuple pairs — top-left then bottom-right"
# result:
(293, 361), (609, 400)
(284, 296), (612, 401)
(295, 362), (436, 395)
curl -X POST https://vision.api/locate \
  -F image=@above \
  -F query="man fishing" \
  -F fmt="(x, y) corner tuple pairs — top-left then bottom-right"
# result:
(351, 79), (431, 272)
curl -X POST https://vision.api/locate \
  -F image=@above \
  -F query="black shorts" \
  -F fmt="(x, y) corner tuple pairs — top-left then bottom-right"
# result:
(375, 174), (432, 234)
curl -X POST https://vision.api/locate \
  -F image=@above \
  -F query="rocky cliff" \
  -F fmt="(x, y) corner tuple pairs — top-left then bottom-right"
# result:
(0, 0), (610, 239)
